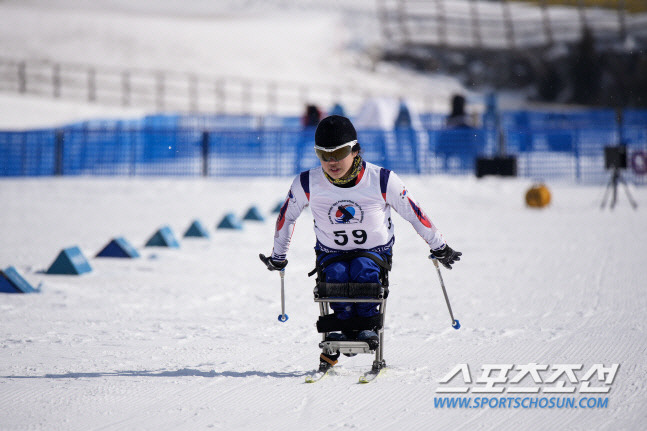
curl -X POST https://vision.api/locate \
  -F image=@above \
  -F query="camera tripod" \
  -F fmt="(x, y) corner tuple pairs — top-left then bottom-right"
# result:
(600, 167), (638, 210)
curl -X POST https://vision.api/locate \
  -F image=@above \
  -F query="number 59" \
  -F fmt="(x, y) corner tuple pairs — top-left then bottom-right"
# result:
(333, 229), (367, 246)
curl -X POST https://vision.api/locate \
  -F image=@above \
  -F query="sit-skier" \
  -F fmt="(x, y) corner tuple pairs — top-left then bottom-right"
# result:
(260, 115), (461, 372)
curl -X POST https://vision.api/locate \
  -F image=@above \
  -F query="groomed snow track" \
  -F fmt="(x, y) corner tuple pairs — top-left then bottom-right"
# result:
(1, 177), (646, 430)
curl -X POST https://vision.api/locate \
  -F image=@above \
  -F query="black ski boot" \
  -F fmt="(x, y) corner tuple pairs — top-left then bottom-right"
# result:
(357, 330), (379, 350)
(319, 351), (340, 372)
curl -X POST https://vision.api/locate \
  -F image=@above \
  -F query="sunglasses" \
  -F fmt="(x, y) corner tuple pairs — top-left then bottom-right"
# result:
(314, 140), (357, 162)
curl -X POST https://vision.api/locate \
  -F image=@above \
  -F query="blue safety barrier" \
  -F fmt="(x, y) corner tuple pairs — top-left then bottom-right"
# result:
(1, 111), (646, 184)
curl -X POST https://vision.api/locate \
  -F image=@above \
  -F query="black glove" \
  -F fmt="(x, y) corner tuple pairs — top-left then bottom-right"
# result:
(430, 245), (462, 270)
(259, 253), (288, 271)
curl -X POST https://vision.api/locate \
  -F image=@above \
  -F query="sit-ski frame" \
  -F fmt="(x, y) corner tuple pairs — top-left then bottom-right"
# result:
(314, 286), (387, 371)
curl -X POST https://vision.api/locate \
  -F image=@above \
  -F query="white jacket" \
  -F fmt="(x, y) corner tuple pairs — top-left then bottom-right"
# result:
(271, 161), (446, 260)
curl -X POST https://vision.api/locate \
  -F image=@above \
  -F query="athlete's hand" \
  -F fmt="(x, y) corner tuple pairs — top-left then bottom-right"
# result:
(430, 245), (461, 270)
(259, 253), (288, 271)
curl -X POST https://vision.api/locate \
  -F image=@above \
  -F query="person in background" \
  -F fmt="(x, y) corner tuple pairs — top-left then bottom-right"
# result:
(445, 94), (473, 129)
(302, 104), (323, 127)
(394, 99), (412, 128)
(328, 102), (346, 117)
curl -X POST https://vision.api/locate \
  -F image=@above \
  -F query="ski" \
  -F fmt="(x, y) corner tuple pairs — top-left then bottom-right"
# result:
(358, 367), (386, 384)
(305, 366), (334, 383)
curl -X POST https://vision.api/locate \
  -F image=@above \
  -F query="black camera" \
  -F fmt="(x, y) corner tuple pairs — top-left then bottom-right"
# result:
(604, 145), (628, 170)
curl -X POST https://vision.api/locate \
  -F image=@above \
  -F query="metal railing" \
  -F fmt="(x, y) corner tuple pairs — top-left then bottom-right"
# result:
(0, 57), (435, 116)
(377, 0), (647, 50)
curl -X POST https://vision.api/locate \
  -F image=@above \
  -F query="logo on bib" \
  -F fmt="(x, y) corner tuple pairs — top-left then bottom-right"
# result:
(328, 200), (364, 224)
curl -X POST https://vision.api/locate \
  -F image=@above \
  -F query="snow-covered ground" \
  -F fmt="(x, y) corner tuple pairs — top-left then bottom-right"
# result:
(1, 1), (647, 430)
(1, 176), (646, 430)
(0, 0), (467, 126)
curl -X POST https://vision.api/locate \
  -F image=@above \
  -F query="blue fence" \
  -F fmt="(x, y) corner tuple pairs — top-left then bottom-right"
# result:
(1, 111), (646, 184)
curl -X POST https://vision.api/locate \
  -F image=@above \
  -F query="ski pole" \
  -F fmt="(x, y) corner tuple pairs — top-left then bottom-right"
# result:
(430, 257), (460, 330)
(278, 269), (289, 322)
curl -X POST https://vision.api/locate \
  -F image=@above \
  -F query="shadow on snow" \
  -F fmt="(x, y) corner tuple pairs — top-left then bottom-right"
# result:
(3, 368), (308, 379)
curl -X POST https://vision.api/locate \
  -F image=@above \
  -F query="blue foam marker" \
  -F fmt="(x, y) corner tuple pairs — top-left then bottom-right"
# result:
(243, 206), (265, 222)
(271, 200), (284, 214)
(0, 267), (39, 293)
(145, 226), (180, 248)
(96, 237), (140, 258)
(217, 213), (243, 230)
(0, 274), (16, 293)
(184, 220), (210, 238)
(46, 246), (93, 275)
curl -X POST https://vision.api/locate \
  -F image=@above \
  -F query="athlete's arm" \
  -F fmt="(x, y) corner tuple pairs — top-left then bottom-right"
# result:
(271, 174), (309, 260)
(385, 172), (446, 251)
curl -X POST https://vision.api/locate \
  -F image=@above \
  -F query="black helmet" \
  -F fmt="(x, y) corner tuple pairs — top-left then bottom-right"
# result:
(314, 115), (357, 149)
